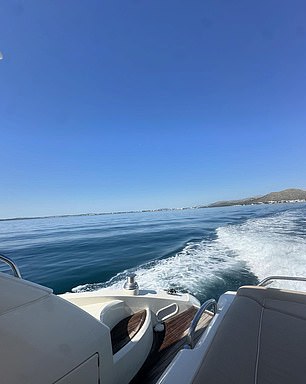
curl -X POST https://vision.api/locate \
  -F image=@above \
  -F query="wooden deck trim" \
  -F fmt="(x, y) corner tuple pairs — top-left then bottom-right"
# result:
(111, 309), (147, 354)
(131, 306), (213, 384)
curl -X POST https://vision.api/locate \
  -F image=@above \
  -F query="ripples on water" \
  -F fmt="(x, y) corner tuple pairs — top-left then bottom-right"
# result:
(1, 203), (306, 302)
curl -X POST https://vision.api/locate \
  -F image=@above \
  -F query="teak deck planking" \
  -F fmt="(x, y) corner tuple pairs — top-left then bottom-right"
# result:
(131, 306), (213, 384)
(110, 306), (213, 383)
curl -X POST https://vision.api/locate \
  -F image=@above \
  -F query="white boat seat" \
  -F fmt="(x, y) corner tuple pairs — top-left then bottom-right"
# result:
(79, 299), (153, 383)
(193, 286), (306, 384)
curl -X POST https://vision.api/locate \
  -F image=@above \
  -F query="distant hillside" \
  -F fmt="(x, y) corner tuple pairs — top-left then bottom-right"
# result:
(255, 189), (306, 202)
(208, 196), (258, 208)
(208, 188), (306, 208)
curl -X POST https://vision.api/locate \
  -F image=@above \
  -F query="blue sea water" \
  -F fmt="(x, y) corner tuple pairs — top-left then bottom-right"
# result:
(1, 203), (306, 303)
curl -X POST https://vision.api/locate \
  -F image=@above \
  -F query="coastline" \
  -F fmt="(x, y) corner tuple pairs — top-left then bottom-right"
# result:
(1, 199), (306, 222)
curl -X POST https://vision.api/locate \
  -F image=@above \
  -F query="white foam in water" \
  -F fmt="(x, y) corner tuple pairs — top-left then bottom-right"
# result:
(216, 210), (306, 290)
(73, 208), (306, 294)
(73, 241), (242, 297)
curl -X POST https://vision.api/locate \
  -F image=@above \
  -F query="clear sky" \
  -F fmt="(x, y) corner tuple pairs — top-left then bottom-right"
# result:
(1, 0), (306, 218)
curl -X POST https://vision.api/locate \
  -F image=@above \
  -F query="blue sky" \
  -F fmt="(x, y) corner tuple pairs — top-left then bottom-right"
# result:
(1, 0), (306, 218)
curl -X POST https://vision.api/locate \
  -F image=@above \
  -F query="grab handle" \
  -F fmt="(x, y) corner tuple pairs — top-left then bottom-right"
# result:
(186, 299), (217, 349)
(0, 254), (22, 278)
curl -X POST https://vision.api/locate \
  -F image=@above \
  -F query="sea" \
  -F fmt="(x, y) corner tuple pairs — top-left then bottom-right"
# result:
(1, 203), (306, 303)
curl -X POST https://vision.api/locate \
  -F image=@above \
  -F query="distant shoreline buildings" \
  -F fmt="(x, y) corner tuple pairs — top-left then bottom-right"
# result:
(1, 188), (306, 221)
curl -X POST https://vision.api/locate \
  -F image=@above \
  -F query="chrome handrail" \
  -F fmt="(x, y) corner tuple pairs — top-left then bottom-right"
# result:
(0, 254), (22, 278)
(258, 276), (306, 287)
(185, 298), (217, 349)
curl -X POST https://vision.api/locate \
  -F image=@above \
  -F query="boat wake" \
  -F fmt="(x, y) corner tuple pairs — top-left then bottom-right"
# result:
(217, 209), (306, 290)
(73, 208), (306, 297)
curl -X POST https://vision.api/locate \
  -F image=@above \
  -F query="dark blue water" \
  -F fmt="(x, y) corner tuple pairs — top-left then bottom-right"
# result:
(1, 203), (306, 302)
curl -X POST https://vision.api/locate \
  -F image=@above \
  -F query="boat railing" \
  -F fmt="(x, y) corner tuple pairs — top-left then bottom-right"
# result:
(258, 276), (306, 287)
(185, 298), (217, 349)
(0, 254), (22, 278)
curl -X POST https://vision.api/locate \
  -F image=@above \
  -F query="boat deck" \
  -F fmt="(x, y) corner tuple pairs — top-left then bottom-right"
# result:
(131, 306), (213, 384)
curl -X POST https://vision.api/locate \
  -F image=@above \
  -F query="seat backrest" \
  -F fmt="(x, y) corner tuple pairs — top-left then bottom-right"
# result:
(193, 286), (306, 384)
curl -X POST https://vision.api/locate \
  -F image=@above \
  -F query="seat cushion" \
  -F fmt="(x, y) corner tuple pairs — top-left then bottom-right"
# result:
(193, 286), (306, 384)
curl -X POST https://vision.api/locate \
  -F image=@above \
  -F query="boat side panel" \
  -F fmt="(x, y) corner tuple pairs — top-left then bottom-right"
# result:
(55, 354), (99, 384)
(0, 293), (114, 384)
(0, 272), (51, 315)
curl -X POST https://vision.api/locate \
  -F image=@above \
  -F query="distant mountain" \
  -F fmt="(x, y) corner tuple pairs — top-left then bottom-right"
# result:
(256, 189), (306, 202)
(207, 188), (306, 208)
